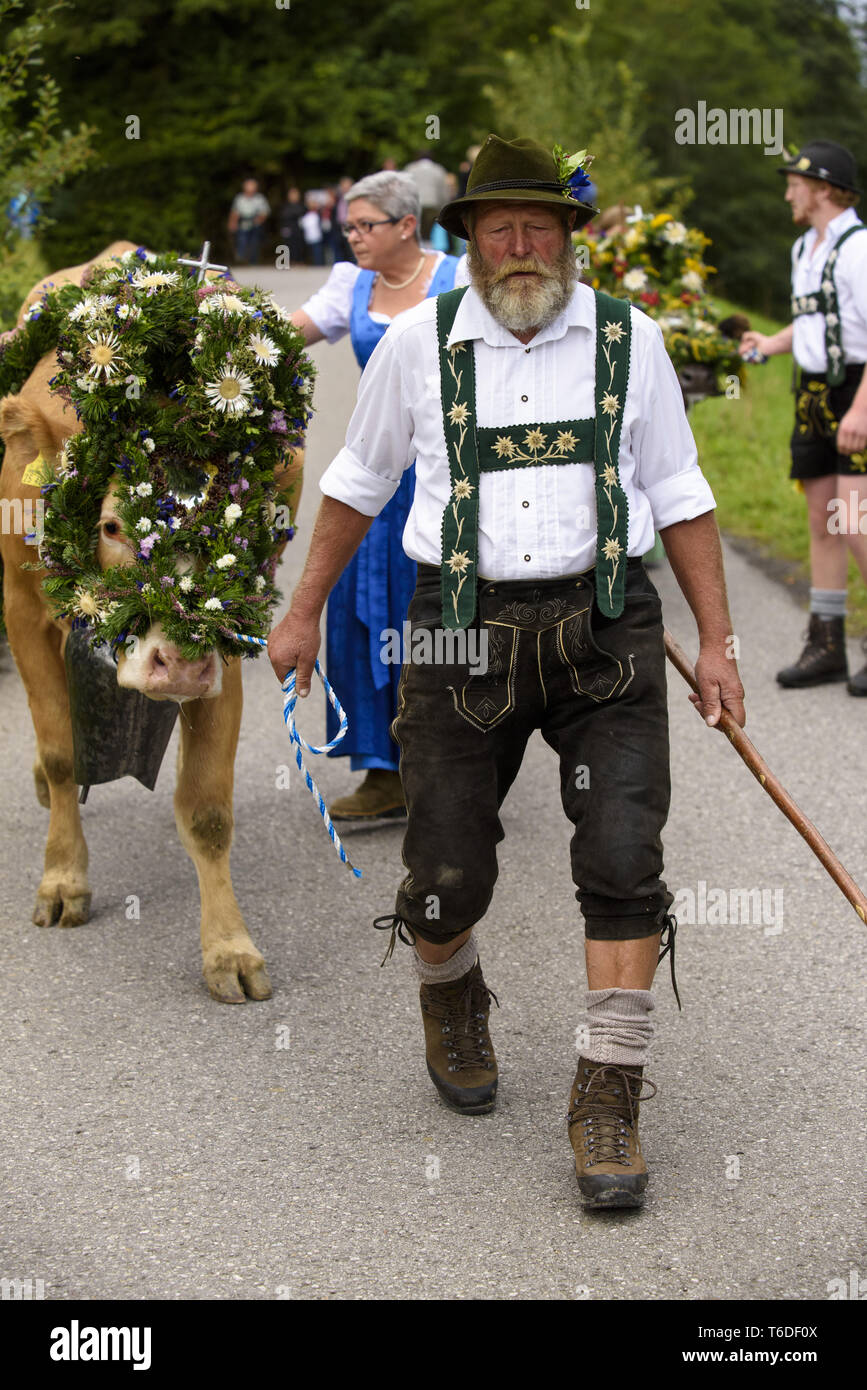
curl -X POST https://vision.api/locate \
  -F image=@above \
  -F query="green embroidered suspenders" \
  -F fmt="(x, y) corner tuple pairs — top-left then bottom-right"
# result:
(436, 286), (632, 631)
(791, 223), (866, 386)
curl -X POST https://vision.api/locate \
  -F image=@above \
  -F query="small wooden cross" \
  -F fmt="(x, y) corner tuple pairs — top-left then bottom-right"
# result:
(178, 240), (229, 283)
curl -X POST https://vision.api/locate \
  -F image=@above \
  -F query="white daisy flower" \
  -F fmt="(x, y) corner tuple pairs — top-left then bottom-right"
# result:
(143, 437), (155, 452)
(180, 576), (195, 593)
(131, 269), (180, 290)
(254, 575), (267, 591)
(116, 304), (131, 319)
(204, 367), (253, 415)
(662, 220), (688, 245)
(72, 587), (103, 620)
(224, 502), (243, 523)
(215, 553), (236, 569)
(136, 518), (152, 533)
(204, 597), (223, 610)
(681, 270), (704, 292)
(86, 330), (127, 381)
(135, 482), (153, 497)
(248, 333), (280, 366)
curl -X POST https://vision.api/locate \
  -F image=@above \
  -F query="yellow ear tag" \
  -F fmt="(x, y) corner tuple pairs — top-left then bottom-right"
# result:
(21, 451), (55, 486)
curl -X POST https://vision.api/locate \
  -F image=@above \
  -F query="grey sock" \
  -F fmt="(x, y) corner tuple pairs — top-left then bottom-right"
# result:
(580, 988), (655, 1066)
(810, 588), (847, 619)
(412, 932), (478, 984)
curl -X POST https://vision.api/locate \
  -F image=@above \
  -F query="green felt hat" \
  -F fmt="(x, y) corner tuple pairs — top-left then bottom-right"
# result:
(437, 134), (597, 240)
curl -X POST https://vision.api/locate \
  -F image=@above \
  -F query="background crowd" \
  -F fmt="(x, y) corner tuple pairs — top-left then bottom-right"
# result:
(226, 151), (479, 267)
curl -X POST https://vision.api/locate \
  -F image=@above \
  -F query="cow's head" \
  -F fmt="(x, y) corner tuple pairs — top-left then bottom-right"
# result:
(96, 481), (223, 700)
(0, 248), (315, 704)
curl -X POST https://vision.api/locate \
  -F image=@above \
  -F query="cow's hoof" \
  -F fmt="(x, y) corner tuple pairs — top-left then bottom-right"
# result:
(204, 952), (272, 1004)
(32, 889), (91, 927)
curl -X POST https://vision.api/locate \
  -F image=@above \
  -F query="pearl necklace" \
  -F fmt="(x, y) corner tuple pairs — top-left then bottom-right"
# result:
(378, 254), (427, 291)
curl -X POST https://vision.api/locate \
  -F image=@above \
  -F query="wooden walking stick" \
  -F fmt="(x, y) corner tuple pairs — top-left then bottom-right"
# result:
(664, 628), (867, 925)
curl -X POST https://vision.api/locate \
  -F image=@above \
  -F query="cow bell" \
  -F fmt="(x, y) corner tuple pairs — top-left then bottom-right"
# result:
(65, 628), (180, 800)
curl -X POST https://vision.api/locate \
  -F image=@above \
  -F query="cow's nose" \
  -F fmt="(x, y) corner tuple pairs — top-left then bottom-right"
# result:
(146, 644), (216, 697)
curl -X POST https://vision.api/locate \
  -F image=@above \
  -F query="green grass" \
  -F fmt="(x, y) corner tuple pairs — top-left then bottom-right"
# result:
(688, 297), (867, 635)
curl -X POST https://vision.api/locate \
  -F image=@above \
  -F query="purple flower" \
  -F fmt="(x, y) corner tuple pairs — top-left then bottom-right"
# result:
(228, 483), (239, 498)
(268, 411), (288, 435)
(139, 531), (160, 558)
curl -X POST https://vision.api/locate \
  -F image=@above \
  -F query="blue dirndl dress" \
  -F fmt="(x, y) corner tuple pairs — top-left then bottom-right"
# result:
(326, 255), (460, 768)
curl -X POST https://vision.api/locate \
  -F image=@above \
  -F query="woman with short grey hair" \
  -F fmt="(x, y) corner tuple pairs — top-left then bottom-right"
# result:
(288, 171), (466, 820)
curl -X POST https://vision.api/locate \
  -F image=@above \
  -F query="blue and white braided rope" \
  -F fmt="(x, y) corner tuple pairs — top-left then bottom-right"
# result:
(235, 634), (362, 878)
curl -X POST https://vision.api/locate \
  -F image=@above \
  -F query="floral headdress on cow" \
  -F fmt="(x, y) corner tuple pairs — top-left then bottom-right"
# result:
(6, 247), (315, 659)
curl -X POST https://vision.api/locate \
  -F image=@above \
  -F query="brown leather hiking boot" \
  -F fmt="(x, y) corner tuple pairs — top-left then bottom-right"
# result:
(329, 769), (406, 821)
(420, 958), (498, 1115)
(777, 615), (848, 688)
(567, 1057), (657, 1210)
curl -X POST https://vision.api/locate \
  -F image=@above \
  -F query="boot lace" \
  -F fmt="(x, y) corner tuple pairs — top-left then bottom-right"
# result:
(425, 976), (499, 1073)
(567, 1062), (658, 1167)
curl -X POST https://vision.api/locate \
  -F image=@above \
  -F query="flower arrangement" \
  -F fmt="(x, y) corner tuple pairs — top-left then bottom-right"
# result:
(1, 248), (315, 660)
(573, 211), (744, 379)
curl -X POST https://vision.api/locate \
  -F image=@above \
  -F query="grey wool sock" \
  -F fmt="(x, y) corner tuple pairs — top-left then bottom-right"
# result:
(412, 932), (479, 984)
(579, 988), (656, 1067)
(810, 587), (847, 619)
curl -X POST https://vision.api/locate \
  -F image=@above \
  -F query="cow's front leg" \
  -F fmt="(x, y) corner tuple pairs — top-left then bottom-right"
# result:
(4, 587), (91, 926)
(174, 659), (272, 1003)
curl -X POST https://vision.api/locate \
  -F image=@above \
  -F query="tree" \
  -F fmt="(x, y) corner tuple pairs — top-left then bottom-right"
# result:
(482, 24), (690, 217)
(0, 0), (94, 324)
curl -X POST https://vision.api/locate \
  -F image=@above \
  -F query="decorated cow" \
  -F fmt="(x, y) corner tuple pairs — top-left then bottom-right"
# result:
(0, 242), (314, 1002)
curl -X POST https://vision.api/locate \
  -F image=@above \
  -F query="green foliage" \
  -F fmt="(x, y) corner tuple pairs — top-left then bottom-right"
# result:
(0, 0), (95, 276)
(483, 25), (690, 217)
(5, 0), (864, 318)
(0, 233), (47, 329)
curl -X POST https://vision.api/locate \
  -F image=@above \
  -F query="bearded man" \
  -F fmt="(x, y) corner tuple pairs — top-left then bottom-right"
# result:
(269, 136), (746, 1209)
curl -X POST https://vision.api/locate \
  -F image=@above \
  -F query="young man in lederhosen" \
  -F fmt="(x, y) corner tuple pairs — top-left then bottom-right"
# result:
(742, 140), (867, 694)
(270, 136), (746, 1209)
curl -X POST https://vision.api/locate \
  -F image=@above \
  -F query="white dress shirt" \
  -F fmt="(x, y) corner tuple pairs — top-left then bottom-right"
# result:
(319, 280), (715, 580)
(791, 208), (867, 373)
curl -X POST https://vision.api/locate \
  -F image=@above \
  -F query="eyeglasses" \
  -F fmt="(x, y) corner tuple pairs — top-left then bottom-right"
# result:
(340, 217), (399, 238)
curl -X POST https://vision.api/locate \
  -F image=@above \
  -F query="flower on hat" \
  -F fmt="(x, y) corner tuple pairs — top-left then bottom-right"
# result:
(553, 145), (595, 202)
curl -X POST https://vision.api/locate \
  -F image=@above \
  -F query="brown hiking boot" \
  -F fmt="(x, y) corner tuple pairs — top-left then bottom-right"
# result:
(777, 614), (848, 688)
(329, 769), (406, 821)
(567, 1057), (657, 1210)
(420, 958), (498, 1115)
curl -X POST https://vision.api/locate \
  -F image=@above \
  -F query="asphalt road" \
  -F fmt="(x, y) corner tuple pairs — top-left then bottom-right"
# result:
(0, 265), (864, 1303)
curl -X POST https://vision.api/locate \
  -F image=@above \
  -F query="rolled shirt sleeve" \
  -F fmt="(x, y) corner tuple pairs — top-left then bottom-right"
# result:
(629, 315), (716, 529)
(319, 326), (416, 517)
